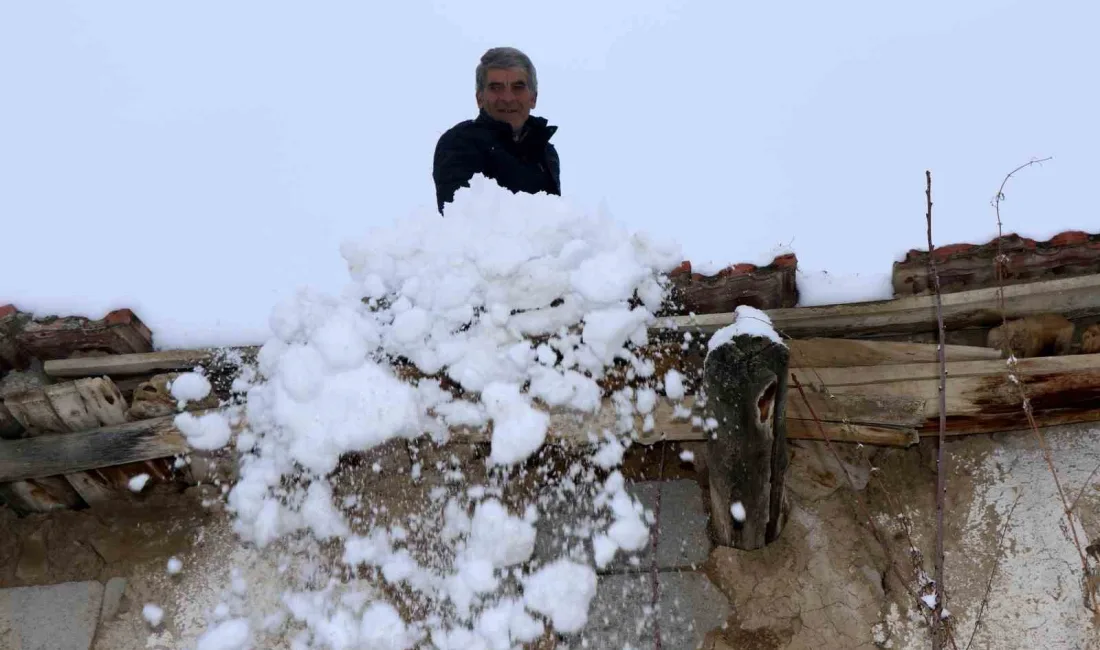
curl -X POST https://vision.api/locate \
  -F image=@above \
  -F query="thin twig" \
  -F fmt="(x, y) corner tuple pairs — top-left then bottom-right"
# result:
(964, 491), (1022, 650)
(926, 170), (949, 649)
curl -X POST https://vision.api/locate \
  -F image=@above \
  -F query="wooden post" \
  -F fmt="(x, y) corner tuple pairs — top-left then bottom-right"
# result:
(704, 334), (790, 549)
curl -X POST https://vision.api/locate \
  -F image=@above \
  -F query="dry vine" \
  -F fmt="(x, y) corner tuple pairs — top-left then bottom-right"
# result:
(990, 157), (1098, 614)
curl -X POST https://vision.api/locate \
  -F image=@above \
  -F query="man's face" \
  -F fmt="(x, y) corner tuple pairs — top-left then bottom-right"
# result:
(477, 67), (536, 131)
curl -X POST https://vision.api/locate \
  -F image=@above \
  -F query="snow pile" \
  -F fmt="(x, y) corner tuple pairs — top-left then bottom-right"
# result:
(196, 178), (685, 645)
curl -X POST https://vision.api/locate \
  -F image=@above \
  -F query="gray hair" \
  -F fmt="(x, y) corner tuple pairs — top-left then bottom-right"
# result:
(476, 47), (538, 95)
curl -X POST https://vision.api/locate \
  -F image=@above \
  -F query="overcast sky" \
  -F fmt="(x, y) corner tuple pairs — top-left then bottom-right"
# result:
(1, 1), (1096, 346)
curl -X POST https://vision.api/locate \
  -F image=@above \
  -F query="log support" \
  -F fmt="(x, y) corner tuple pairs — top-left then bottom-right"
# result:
(704, 334), (791, 550)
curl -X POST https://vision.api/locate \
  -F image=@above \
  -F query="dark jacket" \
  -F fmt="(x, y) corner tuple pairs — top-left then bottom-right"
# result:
(433, 110), (561, 213)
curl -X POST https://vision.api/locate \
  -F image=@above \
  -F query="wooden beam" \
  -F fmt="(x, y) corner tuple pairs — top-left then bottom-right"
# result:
(664, 273), (1100, 338)
(787, 338), (1000, 368)
(43, 348), (238, 378)
(790, 352), (1100, 389)
(0, 414), (190, 482)
(1, 390), (926, 484)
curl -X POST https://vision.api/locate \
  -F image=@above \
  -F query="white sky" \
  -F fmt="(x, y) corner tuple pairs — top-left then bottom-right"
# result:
(2, 1), (1097, 348)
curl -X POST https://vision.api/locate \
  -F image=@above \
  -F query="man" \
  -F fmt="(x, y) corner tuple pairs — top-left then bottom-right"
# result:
(433, 47), (561, 214)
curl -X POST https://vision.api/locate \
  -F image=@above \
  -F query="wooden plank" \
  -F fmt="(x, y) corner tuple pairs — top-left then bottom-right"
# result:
(799, 367), (1100, 420)
(45, 345), (259, 380)
(788, 338), (1001, 368)
(0, 413), (191, 482)
(664, 273), (1100, 338)
(790, 352), (1100, 389)
(0, 384), (88, 513)
(43, 349), (222, 378)
(642, 397), (920, 446)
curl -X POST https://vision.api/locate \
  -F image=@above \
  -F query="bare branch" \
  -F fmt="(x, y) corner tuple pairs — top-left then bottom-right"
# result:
(926, 170), (950, 649)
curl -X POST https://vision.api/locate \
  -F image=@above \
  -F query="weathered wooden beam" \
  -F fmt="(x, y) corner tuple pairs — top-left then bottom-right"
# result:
(0, 414), (190, 483)
(665, 273), (1100, 338)
(1, 377), (179, 507)
(43, 347), (258, 379)
(790, 352), (1100, 389)
(703, 334), (790, 549)
(787, 338), (1001, 367)
(894, 231), (1100, 297)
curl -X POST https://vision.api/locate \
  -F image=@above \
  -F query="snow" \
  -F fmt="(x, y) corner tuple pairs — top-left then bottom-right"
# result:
(521, 559), (599, 634)
(195, 618), (251, 650)
(708, 305), (785, 352)
(170, 371), (213, 406)
(152, 183), (683, 645)
(664, 369), (685, 400)
(128, 473), (150, 492)
(166, 557), (183, 575)
(679, 450), (695, 463)
(142, 603), (164, 627)
(731, 501), (747, 523)
(175, 411), (233, 450)
(359, 602), (414, 649)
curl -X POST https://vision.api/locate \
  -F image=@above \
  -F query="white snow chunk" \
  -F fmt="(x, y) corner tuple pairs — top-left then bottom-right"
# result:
(679, 450), (695, 463)
(635, 387), (657, 415)
(481, 382), (549, 465)
(166, 557), (183, 575)
(592, 534), (618, 569)
(142, 603), (164, 627)
(466, 499), (537, 568)
(174, 411), (232, 450)
(195, 618), (251, 650)
(664, 369), (685, 400)
(730, 501), (746, 522)
(170, 371), (212, 406)
(581, 307), (650, 368)
(128, 473), (150, 492)
(708, 305), (784, 352)
(592, 434), (627, 470)
(522, 559), (598, 634)
(921, 593), (938, 609)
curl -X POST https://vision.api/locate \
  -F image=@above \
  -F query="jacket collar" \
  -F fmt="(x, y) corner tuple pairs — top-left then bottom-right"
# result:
(476, 109), (557, 144)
